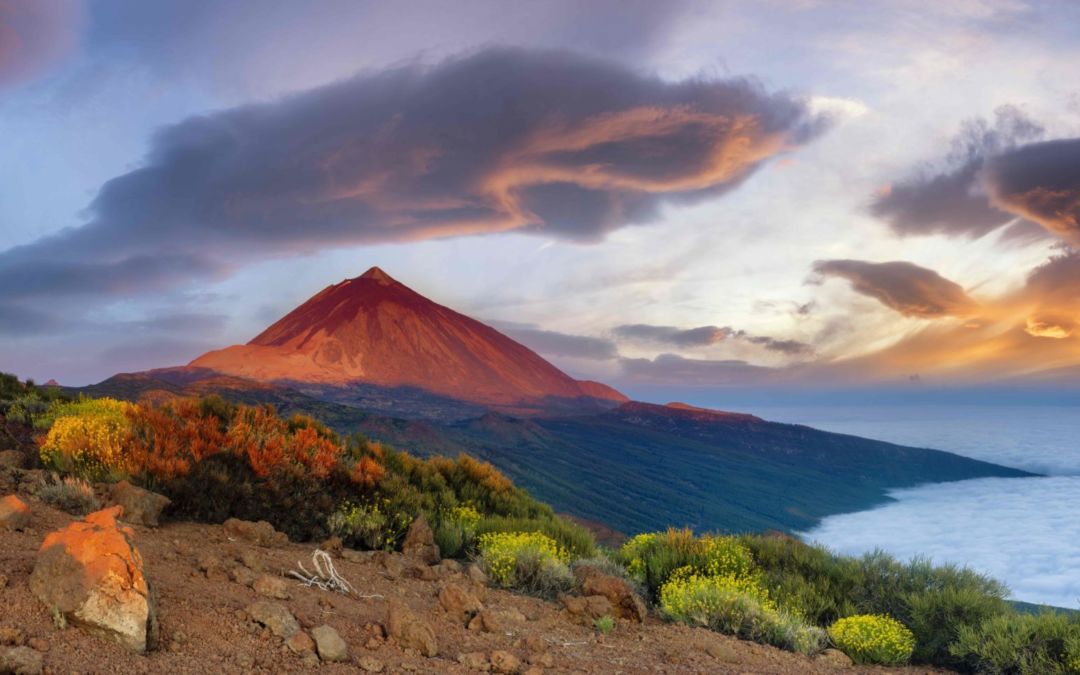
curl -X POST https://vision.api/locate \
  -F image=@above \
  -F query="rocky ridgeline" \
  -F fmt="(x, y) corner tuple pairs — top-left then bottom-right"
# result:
(0, 471), (905, 674)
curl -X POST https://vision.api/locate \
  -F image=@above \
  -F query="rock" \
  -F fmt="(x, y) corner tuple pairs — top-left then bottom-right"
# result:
(816, 648), (855, 668)
(197, 554), (229, 582)
(458, 652), (490, 671)
(230, 566), (258, 587)
(29, 506), (158, 653)
(321, 536), (344, 555)
(358, 656), (385, 672)
(373, 551), (404, 578)
(469, 607), (526, 634)
(0, 628), (25, 646)
(311, 625), (348, 662)
(223, 518), (288, 547)
(246, 601), (300, 638)
(108, 481), (170, 527)
(404, 561), (440, 581)
(575, 568), (647, 622)
(437, 559), (463, 575)
(560, 594), (613, 621)
(385, 600), (437, 657)
(0, 495), (30, 531)
(528, 651), (554, 667)
(26, 639), (48, 653)
(0, 450), (24, 469)
(438, 583), (484, 624)
(490, 650), (521, 674)
(253, 574), (290, 599)
(286, 631), (315, 655)
(401, 514), (440, 565)
(466, 563), (489, 585)
(240, 548), (264, 572)
(0, 646), (43, 675)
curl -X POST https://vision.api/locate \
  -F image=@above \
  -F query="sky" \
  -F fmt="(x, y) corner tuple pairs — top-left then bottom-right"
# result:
(2, 0), (1080, 402)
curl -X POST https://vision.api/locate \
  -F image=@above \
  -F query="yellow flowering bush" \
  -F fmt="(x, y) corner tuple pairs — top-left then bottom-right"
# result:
(660, 571), (824, 654)
(328, 499), (412, 551)
(451, 504), (481, 530)
(477, 531), (572, 595)
(829, 615), (916, 665)
(702, 535), (755, 579)
(39, 398), (134, 480)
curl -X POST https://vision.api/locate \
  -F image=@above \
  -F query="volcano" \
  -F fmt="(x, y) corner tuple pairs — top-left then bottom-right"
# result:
(189, 267), (626, 409)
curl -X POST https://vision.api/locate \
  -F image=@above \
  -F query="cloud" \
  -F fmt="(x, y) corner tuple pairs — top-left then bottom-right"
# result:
(984, 138), (1080, 245)
(0, 304), (63, 336)
(804, 476), (1080, 608)
(812, 259), (978, 318)
(489, 321), (618, 360)
(0, 47), (828, 304)
(0, 0), (80, 87)
(613, 323), (813, 355)
(618, 353), (779, 386)
(870, 106), (1045, 238)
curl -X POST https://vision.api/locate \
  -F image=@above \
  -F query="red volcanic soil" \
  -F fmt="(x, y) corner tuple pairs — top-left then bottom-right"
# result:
(191, 267), (627, 408)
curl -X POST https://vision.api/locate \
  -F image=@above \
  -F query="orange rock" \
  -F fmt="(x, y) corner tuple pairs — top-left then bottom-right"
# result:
(29, 506), (158, 653)
(0, 495), (30, 531)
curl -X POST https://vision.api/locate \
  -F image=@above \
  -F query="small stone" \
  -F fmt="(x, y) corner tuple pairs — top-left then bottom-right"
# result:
(528, 651), (554, 667)
(385, 600), (437, 657)
(26, 638), (48, 653)
(471, 607), (526, 634)
(0, 646), (43, 675)
(253, 574), (290, 599)
(816, 648), (855, 668)
(490, 650), (521, 674)
(108, 481), (170, 527)
(0, 495), (31, 531)
(466, 563), (488, 585)
(358, 656), (385, 672)
(246, 601), (300, 638)
(0, 628), (25, 646)
(300, 651), (320, 668)
(401, 514), (440, 565)
(311, 625), (348, 662)
(223, 518), (288, 547)
(457, 651), (490, 671)
(364, 636), (383, 650)
(240, 549), (264, 572)
(286, 631), (315, 655)
(438, 583), (483, 624)
(0, 573), (8, 589)
(230, 566), (258, 587)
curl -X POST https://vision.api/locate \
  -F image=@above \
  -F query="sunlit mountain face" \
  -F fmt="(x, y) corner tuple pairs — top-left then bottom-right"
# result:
(2, 0), (1080, 405)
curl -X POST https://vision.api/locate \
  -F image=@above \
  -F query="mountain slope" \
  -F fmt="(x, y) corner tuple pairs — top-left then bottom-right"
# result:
(190, 267), (626, 410)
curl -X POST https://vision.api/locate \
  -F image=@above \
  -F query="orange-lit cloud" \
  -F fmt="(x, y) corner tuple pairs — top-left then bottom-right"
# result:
(0, 47), (828, 303)
(984, 138), (1080, 245)
(0, 0), (80, 86)
(812, 259), (978, 318)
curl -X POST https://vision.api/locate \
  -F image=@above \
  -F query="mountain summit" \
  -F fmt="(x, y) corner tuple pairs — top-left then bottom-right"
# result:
(190, 267), (626, 408)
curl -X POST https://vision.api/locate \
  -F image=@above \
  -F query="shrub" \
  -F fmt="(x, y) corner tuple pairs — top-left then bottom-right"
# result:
(432, 504), (482, 559)
(905, 583), (1010, 665)
(828, 614), (916, 666)
(475, 515), (596, 559)
(620, 529), (755, 599)
(39, 398), (134, 481)
(328, 500), (412, 551)
(949, 611), (1080, 674)
(38, 474), (101, 515)
(594, 615), (615, 634)
(477, 531), (574, 598)
(660, 572), (824, 654)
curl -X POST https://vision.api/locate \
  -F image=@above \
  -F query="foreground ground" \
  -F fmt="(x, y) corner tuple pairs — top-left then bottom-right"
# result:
(0, 492), (948, 674)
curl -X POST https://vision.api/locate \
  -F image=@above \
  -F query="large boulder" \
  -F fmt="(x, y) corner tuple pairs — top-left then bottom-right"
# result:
(401, 514), (440, 565)
(575, 567), (647, 622)
(29, 506), (158, 653)
(386, 600), (437, 657)
(109, 481), (170, 527)
(0, 495), (30, 531)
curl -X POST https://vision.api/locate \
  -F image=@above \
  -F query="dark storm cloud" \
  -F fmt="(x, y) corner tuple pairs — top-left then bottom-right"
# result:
(870, 106), (1045, 238)
(0, 0), (80, 86)
(0, 47), (828, 302)
(618, 353), (778, 386)
(489, 321), (618, 360)
(613, 323), (812, 355)
(984, 138), (1080, 245)
(812, 259), (977, 318)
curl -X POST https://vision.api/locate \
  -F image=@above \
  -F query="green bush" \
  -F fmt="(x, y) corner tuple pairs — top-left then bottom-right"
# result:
(660, 571), (825, 655)
(476, 531), (575, 598)
(906, 583), (1010, 665)
(594, 615), (614, 634)
(828, 614), (916, 665)
(620, 529), (755, 600)
(328, 500), (413, 551)
(949, 611), (1080, 674)
(432, 505), (481, 558)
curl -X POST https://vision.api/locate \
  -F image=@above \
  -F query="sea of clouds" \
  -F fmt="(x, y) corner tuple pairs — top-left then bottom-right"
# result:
(759, 404), (1080, 608)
